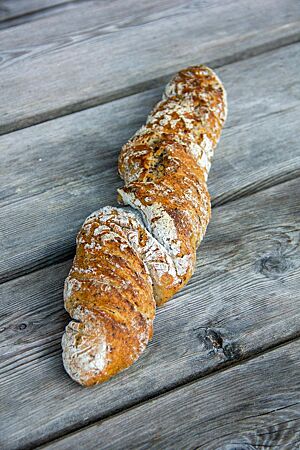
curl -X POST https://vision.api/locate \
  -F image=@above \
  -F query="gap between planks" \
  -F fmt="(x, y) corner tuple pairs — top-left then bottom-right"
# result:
(36, 335), (300, 449)
(0, 41), (300, 285)
(1, 3), (299, 447)
(1, 172), (298, 289)
(1, 36), (300, 138)
(1, 0), (300, 135)
(1, 175), (299, 449)
(0, 1), (85, 30)
(211, 159), (300, 208)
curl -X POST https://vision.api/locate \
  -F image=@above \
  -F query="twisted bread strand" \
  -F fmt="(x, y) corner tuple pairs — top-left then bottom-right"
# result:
(62, 66), (227, 385)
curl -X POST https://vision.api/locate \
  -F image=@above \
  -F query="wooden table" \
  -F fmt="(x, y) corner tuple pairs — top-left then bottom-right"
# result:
(1, 1), (299, 448)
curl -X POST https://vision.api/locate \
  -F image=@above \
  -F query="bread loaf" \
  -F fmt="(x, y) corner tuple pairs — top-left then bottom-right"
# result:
(62, 66), (227, 386)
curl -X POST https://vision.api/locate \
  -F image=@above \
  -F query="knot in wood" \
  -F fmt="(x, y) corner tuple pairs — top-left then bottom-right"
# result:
(259, 254), (289, 279)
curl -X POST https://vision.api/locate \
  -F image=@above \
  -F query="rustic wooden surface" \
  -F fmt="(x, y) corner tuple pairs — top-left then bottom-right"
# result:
(0, 1), (299, 449)
(1, 0), (300, 134)
(0, 0), (76, 26)
(1, 177), (299, 449)
(1, 43), (299, 283)
(44, 339), (300, 450)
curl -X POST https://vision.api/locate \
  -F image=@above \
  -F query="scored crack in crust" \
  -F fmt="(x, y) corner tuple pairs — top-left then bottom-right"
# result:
(118, 139), (211, 286)
(62, 65), (227, 386)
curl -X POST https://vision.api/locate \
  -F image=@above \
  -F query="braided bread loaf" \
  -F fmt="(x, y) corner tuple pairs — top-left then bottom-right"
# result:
(62, 66), (227, 386)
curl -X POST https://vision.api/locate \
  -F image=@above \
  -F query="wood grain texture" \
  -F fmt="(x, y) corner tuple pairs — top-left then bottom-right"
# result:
(1, 177), (299, 449)
(0, 0), (185, 30)
(44, 339), (300, 450)
(0, 43), (299, 283)
(1, 1), (299, 448)
(0, 0), (76, 25)
(0, 0), (299, 134)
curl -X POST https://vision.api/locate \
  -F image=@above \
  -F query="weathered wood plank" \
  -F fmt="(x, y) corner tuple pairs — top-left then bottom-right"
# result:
(0, 43), (299, 283)
(44, 339), (300, 450)
(0, 0), (76, 24)
(0, 178), (299, 449)
(0, 0), (186, 30)
(0, 0), (299, 134)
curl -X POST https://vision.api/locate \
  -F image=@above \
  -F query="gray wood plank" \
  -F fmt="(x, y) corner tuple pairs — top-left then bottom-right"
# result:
(1, 177), (299, 449)
(44, 339), (300, 450)
(0, 0), (76, 23)
(0, 0), (182, 30)
(0, 0), (299, 134)
(0, 43), (299, 283)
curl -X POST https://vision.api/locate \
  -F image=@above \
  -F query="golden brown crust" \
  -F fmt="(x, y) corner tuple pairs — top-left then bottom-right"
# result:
(62, 65), (227, 386)
(119, 66), (227, 182)
(118, 65), (226, 297)
(62, 210), (155, 386)
(164, 65), (227, 124)
(85, 207), (184, 305)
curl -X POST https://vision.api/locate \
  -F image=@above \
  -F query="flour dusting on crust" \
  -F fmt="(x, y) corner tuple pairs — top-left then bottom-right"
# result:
(62, 65), (227, 385)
